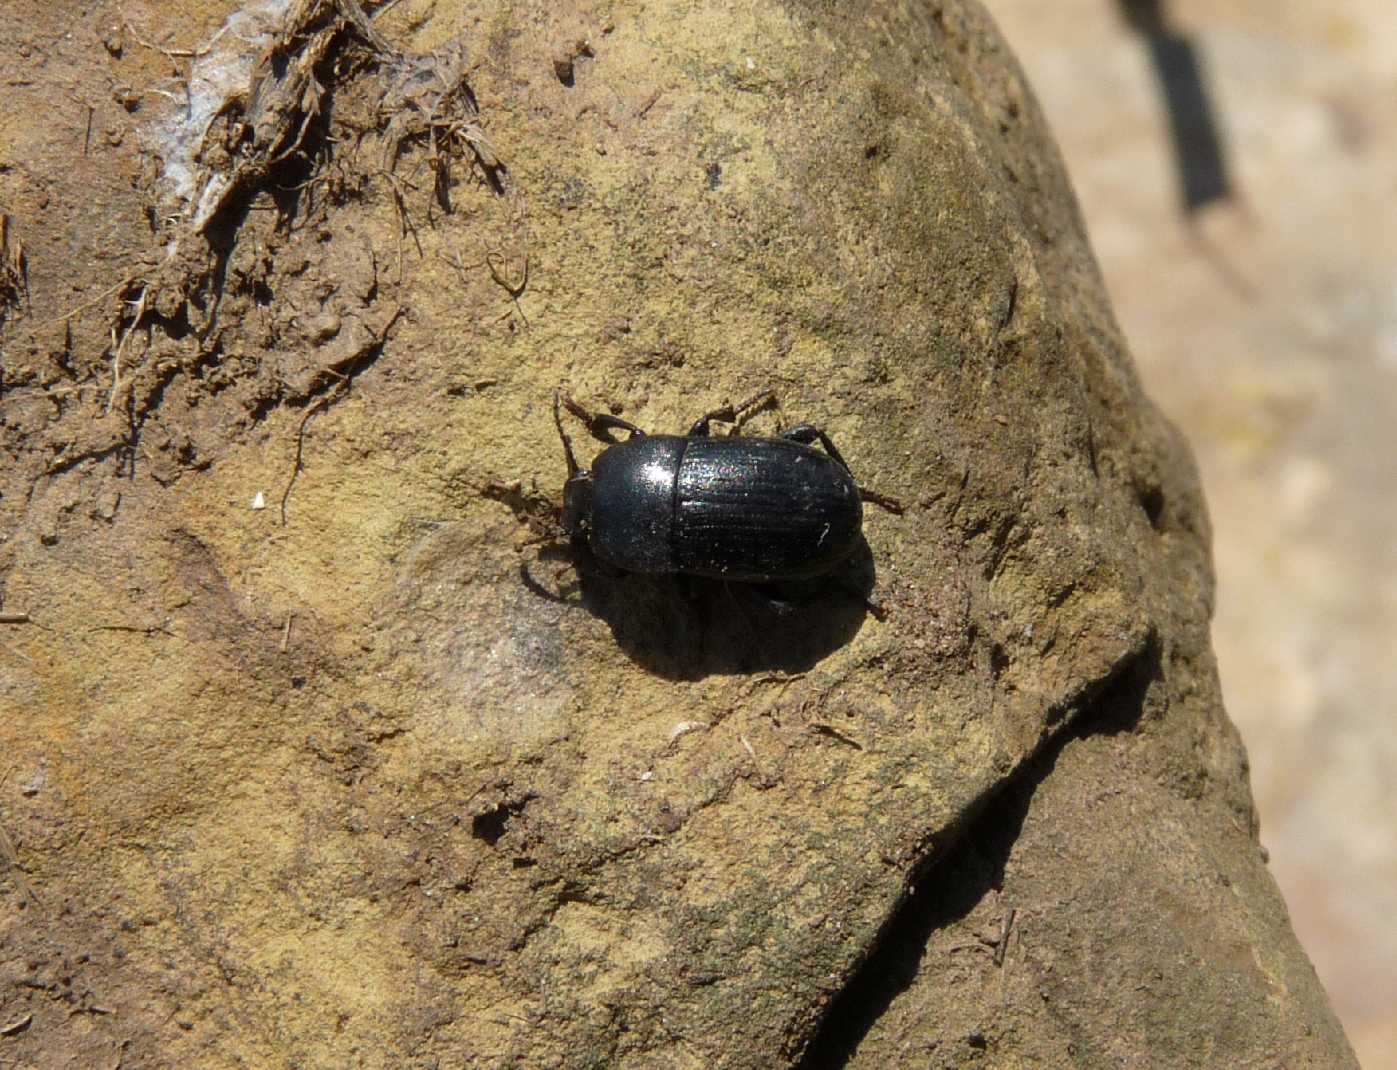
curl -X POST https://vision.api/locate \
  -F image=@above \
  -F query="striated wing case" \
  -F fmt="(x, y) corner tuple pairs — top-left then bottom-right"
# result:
(673, 437), (861, 580)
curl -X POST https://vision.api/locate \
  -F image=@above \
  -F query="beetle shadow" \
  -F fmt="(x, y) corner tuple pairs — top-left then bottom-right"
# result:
(531, 539), (880, 681)
(1118, 0), (1233, 216)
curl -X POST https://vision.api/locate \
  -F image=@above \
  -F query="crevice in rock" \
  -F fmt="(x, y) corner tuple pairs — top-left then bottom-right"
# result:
(794, 632), (1162, 1068)
(1136, 482), (1166, 529)
(471, 794), (533, 847)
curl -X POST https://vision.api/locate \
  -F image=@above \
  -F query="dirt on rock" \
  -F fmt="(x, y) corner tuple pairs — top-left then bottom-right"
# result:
(0, 1), (1358, 1067)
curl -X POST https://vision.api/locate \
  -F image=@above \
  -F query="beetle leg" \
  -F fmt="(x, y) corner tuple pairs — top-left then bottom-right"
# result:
(560, 393), (647, 443)
(752, 577), (890, 621)
(688, 388), (776, 437)
(858, 487), (904, 514)
(779, 423), (851, 468)
(590, 413), (647, 440)
(553, 390), (582, 476)
(780, 423), (903, 513)
(519, 559), (578, 605)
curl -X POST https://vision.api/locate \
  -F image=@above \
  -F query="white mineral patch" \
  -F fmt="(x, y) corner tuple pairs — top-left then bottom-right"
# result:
(147, 0), (294, 211)
(666, 720), (708, 747)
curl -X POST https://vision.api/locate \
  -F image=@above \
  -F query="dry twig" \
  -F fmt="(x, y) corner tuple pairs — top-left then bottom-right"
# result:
(121, 13), (222, 60)
(37, 273), (142, 327)
(106, 284), (149, 415)
(993, 907), (1017, 967)
(0, 214), (29, 322)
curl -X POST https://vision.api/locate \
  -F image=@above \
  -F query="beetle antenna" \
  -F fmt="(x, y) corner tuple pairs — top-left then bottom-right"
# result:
(553, 389), (581, 477)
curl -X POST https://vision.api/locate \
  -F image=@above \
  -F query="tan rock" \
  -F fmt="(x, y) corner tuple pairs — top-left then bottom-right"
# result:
(0, 1), (1355, 1066)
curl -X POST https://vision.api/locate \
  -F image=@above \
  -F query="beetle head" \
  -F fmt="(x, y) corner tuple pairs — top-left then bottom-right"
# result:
(560, 471), (593, 536)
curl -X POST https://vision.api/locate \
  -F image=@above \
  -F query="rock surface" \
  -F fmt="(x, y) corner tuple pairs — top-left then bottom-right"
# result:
(984, 2), (1397, 1062)
(0, 0), (1357, 1066)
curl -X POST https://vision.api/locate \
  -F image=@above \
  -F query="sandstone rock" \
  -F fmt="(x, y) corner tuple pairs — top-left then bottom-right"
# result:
(0, 1), (1355, 1066)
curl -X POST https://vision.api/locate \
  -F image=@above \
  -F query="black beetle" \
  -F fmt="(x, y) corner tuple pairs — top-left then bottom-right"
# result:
(552, 389), (899, 583)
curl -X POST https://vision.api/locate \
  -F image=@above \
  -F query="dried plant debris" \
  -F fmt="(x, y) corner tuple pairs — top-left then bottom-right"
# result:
(184, 0), (497, 233)
(186, 0), (345, 232)
(378, 38), (504, 201)
(147, 0), (498, 312)
(24, 0), (497, 485)
(0, 215), (29, 327)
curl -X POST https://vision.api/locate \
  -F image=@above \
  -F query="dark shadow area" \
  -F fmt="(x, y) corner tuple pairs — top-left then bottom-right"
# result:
(795, 633), (1161, 1068)
(1119, 0), (1232, 214)
(522, 538), (878, 681)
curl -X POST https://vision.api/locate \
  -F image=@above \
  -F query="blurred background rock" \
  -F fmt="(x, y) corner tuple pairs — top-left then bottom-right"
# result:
(985, 0), (1397, 1063)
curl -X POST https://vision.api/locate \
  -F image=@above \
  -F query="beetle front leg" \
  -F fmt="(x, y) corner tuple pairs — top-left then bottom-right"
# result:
(688, 388), (776, 437)
(780, 423), (903, 514)
(560, 394), (647, 443)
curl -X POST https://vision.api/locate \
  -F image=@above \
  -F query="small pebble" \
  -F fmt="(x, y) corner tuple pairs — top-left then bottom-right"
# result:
(309, 313), (341, 343)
